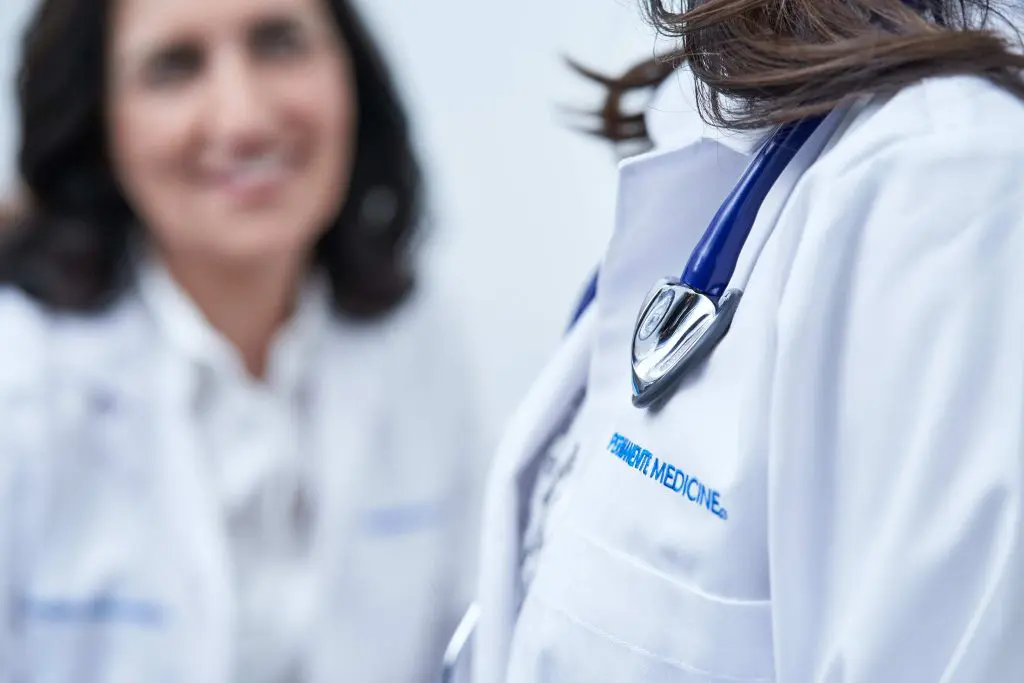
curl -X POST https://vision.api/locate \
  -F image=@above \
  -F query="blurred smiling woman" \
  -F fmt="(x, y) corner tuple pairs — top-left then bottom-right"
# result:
(0, 0), (480, 681)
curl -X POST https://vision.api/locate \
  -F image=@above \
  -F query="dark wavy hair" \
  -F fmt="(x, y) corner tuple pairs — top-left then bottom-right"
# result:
(0, 0), (422, 317)
(578, 0), (1024, 143)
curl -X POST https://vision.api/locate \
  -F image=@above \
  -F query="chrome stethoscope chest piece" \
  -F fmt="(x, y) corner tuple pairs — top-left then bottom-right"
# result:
(628, 115), (828, 409)
(631, 279), (742, 408)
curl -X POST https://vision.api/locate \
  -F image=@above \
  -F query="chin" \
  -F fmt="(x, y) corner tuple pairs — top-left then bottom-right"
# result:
(199, 233), (316, 271)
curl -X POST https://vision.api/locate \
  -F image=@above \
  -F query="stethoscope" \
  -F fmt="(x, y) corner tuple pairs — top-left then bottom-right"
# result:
(440, 114), (826, 683)
(569, 114), (825, 409)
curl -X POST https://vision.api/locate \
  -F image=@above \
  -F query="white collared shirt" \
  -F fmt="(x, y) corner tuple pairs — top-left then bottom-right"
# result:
(137, 261), (330, 683)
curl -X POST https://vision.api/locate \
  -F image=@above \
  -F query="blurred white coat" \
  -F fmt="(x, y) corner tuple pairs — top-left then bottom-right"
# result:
(0, 271), (482, 683)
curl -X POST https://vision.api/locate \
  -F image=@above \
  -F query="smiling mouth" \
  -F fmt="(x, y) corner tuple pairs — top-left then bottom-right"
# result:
(212, 151), (295, 202)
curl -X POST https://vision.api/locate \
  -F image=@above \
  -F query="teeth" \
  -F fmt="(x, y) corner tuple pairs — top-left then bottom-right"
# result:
(240, 153), (282, 170)
(228, 153), (285, 182)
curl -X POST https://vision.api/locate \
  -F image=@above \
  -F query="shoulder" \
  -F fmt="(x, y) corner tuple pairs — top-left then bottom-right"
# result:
(354, 275), (479, 414)
(0, 286), (151, 406)
(786, 75), (1024, 265)
(324, 276), (479, 419)
(0, 287), (153, 497)
(914, 73), (1024, 138)
(0, 287), (52, 397)
(321, 277), (484, 486)
(0, 288), (53, 503)
(811, 75), (1024, 180)
(333, 277), (472, 372)
(775, 77), (1024, 331)
(399, 280), (473, 364)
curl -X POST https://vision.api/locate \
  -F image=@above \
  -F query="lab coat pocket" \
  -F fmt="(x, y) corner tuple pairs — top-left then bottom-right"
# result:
(509, 530), (774, 682)
(361, 500), (448, 538)
(356, 499), (449, 568)
(346, 500), (449, 615)
(18, 594), (177, 683)
(326, 500), (451, 681)
(352, 499), (449, 584)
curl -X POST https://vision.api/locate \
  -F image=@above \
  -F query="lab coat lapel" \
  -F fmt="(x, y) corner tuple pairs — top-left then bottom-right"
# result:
(473, 139), (754, 682)
(50, 297), (233, 682)
(56, 301), (156, 492)
(592, 108), (854, 400)
(474, 308), (596, 683)
(476, 99), (857, 681)
(592, 141), (751, 394)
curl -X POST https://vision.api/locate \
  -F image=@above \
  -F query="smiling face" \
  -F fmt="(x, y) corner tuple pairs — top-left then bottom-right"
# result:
(107, 0), (356, 268)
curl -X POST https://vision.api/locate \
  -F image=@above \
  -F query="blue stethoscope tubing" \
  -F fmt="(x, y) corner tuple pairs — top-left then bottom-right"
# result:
(684, 115), (826, 300)
(567, 115), (826, 404)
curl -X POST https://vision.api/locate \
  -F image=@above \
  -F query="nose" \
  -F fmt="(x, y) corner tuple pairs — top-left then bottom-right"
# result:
(203, 49), (275, 153)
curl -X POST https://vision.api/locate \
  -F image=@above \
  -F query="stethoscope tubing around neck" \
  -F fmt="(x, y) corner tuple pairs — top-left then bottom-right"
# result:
(566, 114), (826, 331)
(682, 115), (826, 301)
(567, 272), (598, 331)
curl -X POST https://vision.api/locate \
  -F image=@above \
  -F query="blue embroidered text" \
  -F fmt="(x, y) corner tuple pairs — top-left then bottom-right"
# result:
(606, 432), (728, 520)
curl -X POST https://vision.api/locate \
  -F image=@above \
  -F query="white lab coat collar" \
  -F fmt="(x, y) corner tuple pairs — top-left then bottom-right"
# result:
(646, 65), (771, 156)
(136, 257), (332, 393)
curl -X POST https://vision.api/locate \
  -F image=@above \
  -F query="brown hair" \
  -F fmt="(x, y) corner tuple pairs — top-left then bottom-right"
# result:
(579, 1), (1024, 143)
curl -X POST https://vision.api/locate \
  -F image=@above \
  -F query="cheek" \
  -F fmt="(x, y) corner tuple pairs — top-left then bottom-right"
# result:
(292, 64), (358, 210)
(109, 102), (229, 260)
(109, 99), (195, 222)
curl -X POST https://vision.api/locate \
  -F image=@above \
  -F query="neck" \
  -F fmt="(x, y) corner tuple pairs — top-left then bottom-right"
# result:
(160, 250), (309, 379)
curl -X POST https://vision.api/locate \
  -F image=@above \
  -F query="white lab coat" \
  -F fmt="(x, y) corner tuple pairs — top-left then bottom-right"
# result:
(0, 279), (482, 683)
(466, 69), (1024, 682)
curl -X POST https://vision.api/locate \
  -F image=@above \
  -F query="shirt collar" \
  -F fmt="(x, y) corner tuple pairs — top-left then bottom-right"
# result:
(136, 256), (331, 392)
(645, 65), (772, 157)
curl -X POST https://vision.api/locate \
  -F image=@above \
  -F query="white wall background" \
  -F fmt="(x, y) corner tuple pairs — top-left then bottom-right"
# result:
(0, 0), (661, 449)
(354, 0), (658, 446)
(0, 0), (36, 192)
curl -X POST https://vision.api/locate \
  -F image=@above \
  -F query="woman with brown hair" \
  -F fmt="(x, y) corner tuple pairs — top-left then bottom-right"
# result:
(453, 1), (1024, 682)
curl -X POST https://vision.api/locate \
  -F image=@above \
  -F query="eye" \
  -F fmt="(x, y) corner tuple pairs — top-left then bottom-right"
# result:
(144, 43), (203, 87)
(250, 17), (309, 59)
